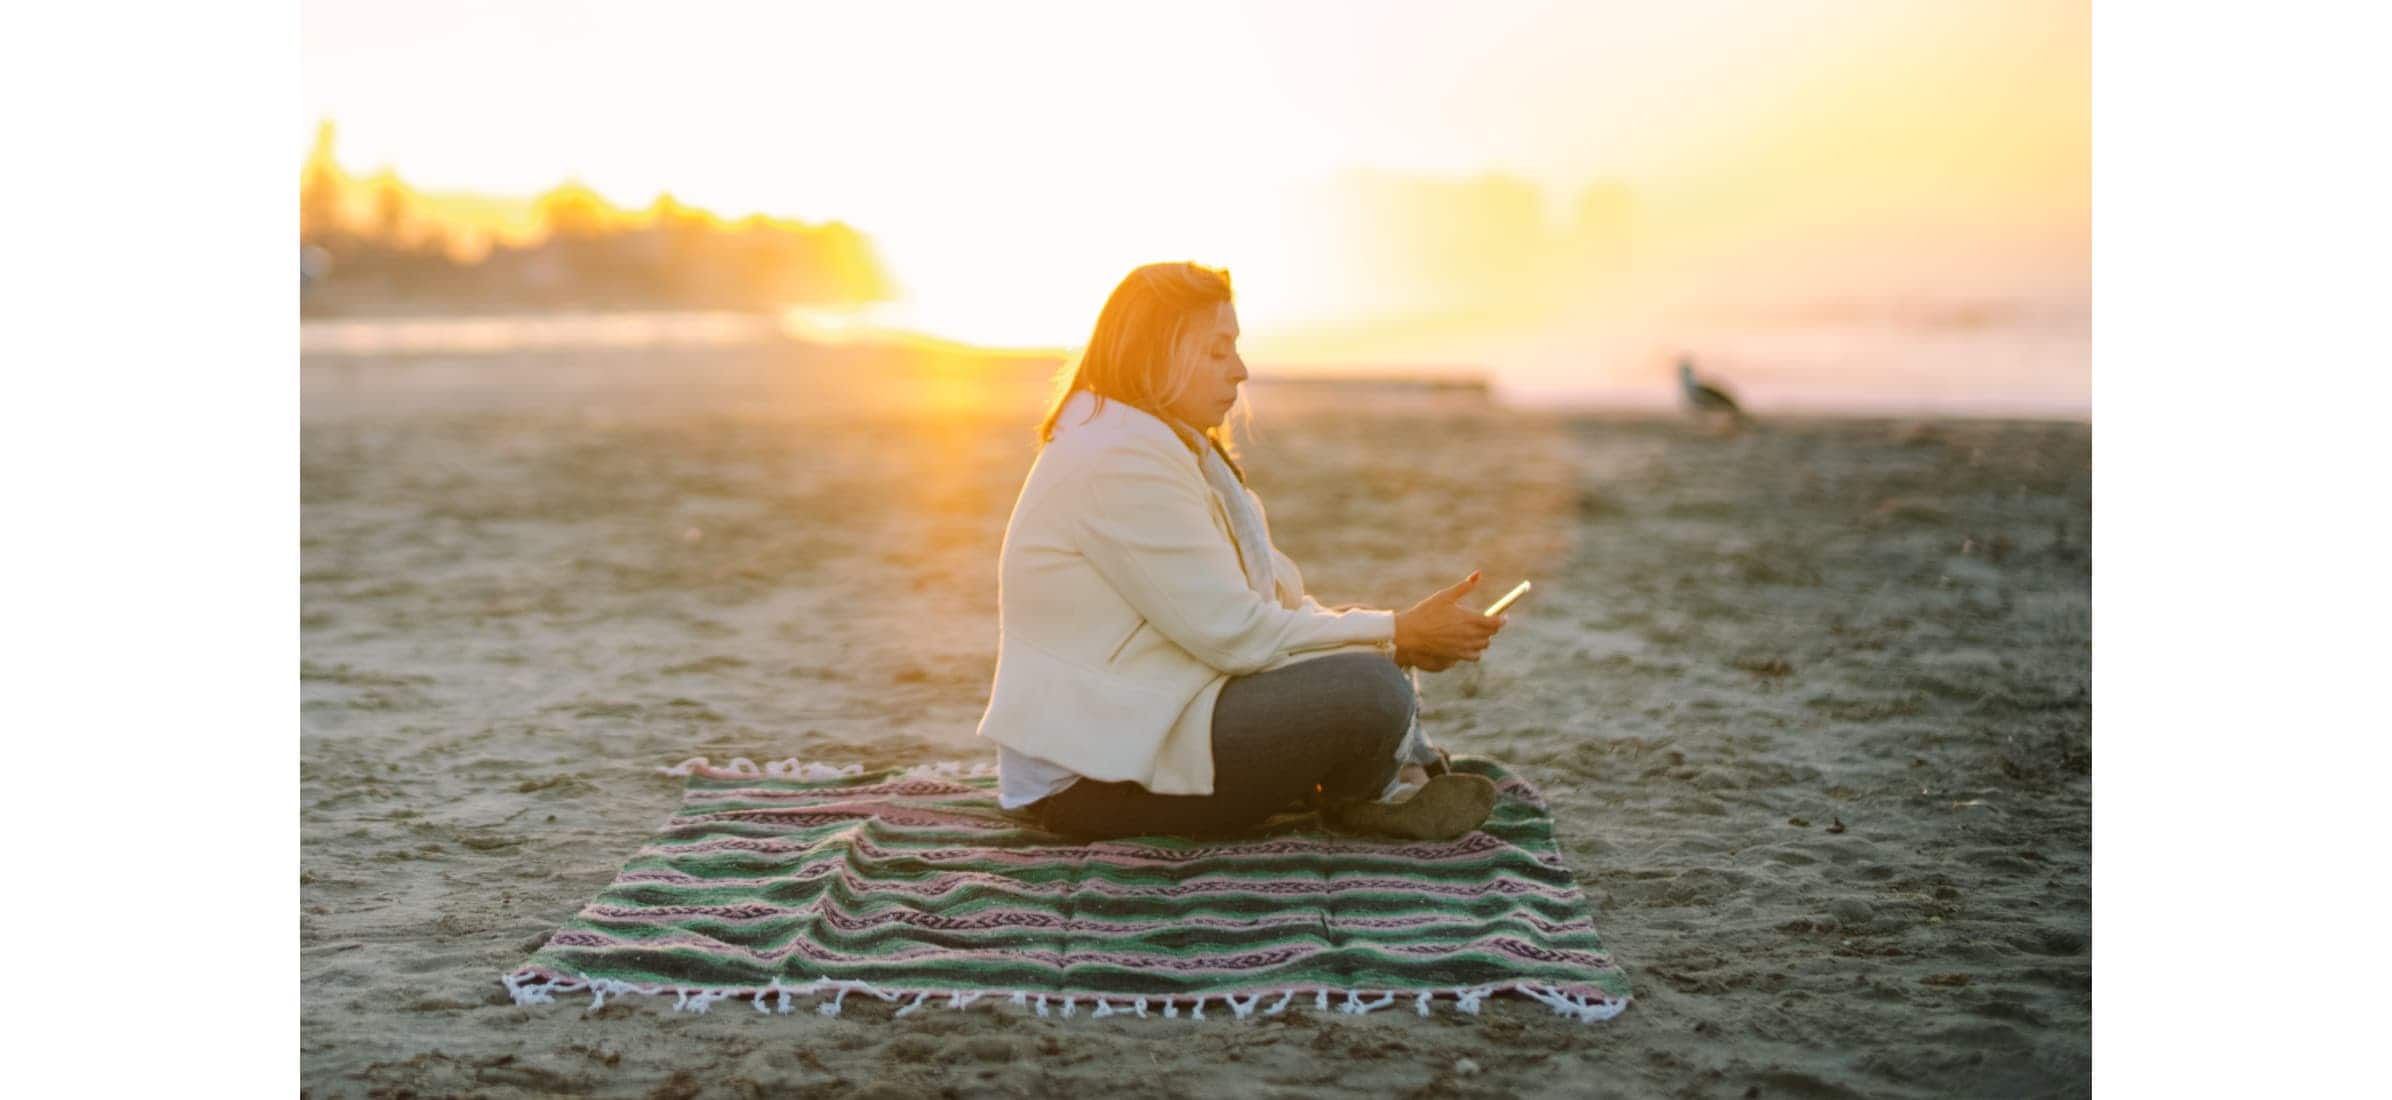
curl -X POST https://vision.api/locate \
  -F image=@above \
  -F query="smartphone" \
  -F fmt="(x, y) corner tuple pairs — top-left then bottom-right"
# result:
(1483, 580), (1532, 617)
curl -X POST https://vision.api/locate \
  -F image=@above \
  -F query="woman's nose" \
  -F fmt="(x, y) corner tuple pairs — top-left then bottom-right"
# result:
(1229, 356), (1249, 382)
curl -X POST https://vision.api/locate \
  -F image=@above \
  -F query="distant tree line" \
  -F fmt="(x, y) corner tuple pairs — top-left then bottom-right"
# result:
(299, 122), (896, 315)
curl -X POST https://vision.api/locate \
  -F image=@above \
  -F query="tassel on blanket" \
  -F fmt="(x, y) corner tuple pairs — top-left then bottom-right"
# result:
(767, 759), (864, 781)
(503, 971), (581, 1006)
(660, 756), (864, 781)
(1338, 990), (1396, 1016)
(1513, 982), (1627, 1024)
(582, 978), (655, 1011)
(501, 975), (1629, 1025)
(753, 978), (799, 1016)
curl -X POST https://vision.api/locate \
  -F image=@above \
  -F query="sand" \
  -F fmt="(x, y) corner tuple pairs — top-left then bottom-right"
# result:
(301, 340), (2091, 1098)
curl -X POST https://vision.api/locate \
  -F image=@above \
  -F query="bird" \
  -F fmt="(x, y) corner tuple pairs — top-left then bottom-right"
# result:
(1677, 357), (1747, 425)
(301, 244), (332, 292)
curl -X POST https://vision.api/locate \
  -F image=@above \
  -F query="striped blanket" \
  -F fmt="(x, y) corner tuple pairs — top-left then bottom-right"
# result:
(503, 755), (1631, 1023)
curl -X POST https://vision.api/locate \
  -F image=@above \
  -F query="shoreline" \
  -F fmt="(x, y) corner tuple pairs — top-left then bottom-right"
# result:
(300, 347), (2086, 425)
(297, 309), (2087, 422)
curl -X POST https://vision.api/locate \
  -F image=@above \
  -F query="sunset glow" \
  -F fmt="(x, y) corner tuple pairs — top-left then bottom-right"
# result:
(304, 0), (2089, 409)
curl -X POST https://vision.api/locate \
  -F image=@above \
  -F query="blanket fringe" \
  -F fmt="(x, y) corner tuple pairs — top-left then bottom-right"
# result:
(1513, 981), (1630, 1024)
(502, 970), (1627, 1024)
(661, 756), (998, 781)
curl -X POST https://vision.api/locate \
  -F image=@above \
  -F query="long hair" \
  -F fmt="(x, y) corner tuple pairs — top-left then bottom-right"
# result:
(1036, 261), (1248, 481)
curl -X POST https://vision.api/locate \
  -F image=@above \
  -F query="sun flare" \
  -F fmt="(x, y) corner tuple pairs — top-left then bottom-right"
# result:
(303, 0), (2087, 411)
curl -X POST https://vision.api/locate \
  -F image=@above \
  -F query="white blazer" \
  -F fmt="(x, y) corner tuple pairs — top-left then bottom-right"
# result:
(973, 389), (1397, 796)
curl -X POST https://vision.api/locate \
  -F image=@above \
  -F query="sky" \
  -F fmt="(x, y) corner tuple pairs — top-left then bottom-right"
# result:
(302, 0), (2089, 407)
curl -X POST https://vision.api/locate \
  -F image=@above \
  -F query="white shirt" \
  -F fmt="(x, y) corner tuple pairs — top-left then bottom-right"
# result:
(998, 746), (1082, 810)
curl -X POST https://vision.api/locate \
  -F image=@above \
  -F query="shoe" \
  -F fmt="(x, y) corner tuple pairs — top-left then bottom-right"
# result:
(1324, 774), (1497, 841)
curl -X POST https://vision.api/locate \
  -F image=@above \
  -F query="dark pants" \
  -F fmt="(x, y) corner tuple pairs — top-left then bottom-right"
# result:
(1030, 651), (1415, 840)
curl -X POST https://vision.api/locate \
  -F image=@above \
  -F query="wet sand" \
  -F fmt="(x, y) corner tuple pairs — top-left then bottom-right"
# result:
(301, 342), (2090, 1098)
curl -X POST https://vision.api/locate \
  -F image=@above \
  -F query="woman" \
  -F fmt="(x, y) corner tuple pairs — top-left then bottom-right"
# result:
(975, 261), (1511, 841)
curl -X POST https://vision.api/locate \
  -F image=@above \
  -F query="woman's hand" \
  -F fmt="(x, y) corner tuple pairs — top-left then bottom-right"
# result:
(1392, 571), (1507, 668)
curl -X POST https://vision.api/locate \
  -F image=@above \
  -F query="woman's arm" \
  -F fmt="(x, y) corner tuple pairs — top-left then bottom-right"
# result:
(1074, 436), (1394, 675)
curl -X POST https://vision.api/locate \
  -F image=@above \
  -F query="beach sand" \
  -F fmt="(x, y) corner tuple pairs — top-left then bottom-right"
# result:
(301, 342), (2090, 1098)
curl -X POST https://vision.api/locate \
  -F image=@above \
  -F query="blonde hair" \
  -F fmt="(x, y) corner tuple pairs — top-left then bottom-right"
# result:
(1037, 261), (1248, 480)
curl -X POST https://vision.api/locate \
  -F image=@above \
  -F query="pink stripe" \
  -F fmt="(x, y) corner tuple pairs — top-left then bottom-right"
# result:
(683, 779), (984, 802)
(642, 829), (1512, 867)
(666, 805), (1014, 831)
(648, 831), (1513, 871)
(546, 928), (1618, 976)
(600, 860), (1575, 905)
(580, 899), (1591, 938)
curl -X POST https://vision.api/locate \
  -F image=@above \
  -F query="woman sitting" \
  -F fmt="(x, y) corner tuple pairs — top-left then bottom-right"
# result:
(975, 261), (1511, 842)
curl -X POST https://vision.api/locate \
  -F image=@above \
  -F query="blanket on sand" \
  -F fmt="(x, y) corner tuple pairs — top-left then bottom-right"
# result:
(503, 755), (1631, 1023)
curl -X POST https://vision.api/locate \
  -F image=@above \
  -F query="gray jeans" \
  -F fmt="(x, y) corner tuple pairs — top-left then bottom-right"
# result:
(1031, 651), (1441, 840)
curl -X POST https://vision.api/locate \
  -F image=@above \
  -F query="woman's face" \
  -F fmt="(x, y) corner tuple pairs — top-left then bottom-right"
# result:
(1160, 301), (1248, 429)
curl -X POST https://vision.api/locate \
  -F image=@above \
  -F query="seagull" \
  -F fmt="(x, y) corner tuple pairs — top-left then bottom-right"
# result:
(1677, 357), (1746, 423)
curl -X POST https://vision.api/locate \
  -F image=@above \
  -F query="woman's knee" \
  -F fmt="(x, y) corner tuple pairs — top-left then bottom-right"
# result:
(1219, 651), (1415, 762)
(1328, 653), (1415, 751)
